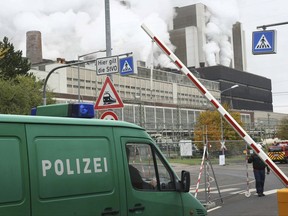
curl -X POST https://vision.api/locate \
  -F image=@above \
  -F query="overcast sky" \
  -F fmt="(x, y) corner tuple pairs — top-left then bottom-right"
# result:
(0, 0), (287, 114)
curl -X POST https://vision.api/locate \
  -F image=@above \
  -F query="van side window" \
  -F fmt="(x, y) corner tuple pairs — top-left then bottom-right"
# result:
(126, 143), (175, 191)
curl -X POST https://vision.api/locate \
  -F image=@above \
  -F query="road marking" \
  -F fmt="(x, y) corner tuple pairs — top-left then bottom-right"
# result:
(190, 187), (216, 193)
(233, 188), (256, 195)
(207, 206), (222, 212)
(191, 187), (278, 196)
(210, 188), (239, 194)
(264, 189), (278, 195)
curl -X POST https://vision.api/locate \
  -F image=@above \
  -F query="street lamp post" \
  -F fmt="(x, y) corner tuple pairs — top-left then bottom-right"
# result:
(150, 40), (154, 100)
(43, 58), (99, 105)
(77, 50), (106, 102)
(219, 84), (239, 165)
(134, 88), (144, 127)
(221, 84), (239, 94)
(221, 84), (239, 109)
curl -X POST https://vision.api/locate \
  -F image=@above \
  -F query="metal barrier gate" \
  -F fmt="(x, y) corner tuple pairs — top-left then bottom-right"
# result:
(141, 24), (288, 187)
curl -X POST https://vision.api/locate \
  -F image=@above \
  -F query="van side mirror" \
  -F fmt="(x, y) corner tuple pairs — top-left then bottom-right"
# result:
(181, 170), (190, 192)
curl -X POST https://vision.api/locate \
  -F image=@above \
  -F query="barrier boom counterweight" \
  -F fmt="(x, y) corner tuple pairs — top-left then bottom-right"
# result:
(141, 24), (288, 187)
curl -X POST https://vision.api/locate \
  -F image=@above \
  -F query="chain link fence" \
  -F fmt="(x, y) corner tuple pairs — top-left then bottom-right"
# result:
(156, 140), (248, 164)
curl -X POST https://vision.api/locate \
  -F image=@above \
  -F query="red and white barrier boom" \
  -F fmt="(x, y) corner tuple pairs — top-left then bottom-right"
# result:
(141, 24), (288, 187)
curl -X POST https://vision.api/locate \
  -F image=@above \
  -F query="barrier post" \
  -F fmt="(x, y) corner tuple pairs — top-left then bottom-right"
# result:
(277, 188), (288, 216)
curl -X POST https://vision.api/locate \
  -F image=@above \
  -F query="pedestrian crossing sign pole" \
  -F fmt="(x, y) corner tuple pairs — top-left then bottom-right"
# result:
(252, 30), (277, 55)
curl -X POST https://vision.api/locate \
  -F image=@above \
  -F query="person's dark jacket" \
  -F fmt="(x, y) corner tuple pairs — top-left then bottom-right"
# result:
(248, 153), (270, 172)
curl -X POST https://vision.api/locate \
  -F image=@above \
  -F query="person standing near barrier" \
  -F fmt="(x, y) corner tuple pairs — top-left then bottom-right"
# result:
(248, 145), (270, 197)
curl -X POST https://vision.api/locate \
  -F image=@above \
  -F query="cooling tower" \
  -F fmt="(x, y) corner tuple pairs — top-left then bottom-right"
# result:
(26, 31), (43, 64)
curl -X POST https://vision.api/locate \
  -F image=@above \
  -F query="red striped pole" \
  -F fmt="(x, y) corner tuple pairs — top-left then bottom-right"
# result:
(141, 24), (288, 187)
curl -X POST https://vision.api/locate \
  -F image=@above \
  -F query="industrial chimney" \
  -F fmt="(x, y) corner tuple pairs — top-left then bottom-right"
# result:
(26, 31), (43, 64)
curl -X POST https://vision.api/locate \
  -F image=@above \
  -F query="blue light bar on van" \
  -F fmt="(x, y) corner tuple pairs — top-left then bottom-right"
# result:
(31, 103), (95, 118)
(70, 103), (95, 118)
(31, 107), (37, 116)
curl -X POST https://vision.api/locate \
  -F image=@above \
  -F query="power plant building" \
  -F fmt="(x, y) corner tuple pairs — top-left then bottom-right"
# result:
(27, 3), (286, 140)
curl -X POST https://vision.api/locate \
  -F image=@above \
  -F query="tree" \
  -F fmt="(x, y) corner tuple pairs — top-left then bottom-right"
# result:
(0, 76), (55, 115)
(0, 37), (31, 80)
(194, 104), (243, 151)
(277, 118), (288, 140)
(0, 37), (54, 114)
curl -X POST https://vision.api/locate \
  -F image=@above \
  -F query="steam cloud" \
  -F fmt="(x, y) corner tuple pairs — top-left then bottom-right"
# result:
(0, 0), (239, 68)
(203, 0), (239, 66)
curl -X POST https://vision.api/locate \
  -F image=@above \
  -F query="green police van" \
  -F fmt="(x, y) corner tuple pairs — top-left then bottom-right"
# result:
(0, 103), (207, 216)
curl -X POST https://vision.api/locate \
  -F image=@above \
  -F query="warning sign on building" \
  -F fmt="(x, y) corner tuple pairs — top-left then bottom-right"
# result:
(94, 77), (124, 110)
(252, 30), (276, 55)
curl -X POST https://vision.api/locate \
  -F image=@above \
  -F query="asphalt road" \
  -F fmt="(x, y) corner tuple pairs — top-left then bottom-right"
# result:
(171, 161), (288, 216)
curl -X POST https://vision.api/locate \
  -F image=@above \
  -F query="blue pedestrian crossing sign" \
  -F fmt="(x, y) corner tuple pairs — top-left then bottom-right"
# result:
(252, 30), (277, 55)
(119, 56), (135, 75)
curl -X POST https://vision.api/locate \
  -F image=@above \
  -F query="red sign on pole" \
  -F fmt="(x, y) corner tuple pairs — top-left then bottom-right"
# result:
(94, 77), (124, 110)
(100, 111), (118, 120)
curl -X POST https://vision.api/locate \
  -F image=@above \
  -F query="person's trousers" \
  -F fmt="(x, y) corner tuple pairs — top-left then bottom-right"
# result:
(253, 169), (265, 194)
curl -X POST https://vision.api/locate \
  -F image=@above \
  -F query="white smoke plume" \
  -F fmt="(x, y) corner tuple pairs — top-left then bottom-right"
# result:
(0, 0), (175, 67)
(0, 0), (239, 68)
(202, 0), (239, 66)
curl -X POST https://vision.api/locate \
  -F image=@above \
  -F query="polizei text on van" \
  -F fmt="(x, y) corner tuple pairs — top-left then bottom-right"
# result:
(42, 157), (108, 177)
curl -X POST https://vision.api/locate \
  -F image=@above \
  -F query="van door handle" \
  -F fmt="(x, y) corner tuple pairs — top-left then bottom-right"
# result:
(101, 207), (119, 215)
(129, 203), (145, 212)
